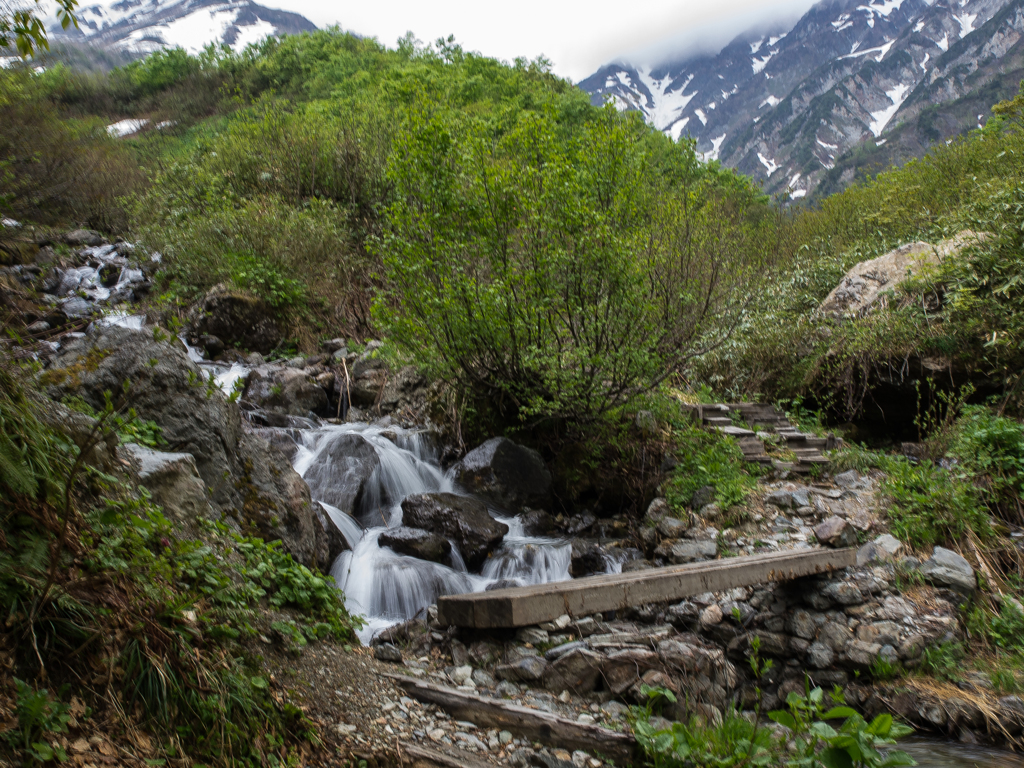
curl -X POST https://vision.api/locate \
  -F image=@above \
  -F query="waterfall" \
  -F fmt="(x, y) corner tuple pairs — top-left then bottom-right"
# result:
(292, 422), (571, 643)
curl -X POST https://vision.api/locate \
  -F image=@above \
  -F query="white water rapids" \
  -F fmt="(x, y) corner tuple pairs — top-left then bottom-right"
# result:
(292, 423), (572, 643)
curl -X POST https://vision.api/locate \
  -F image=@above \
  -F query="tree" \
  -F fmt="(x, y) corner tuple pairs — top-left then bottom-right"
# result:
(1, 0), (78, 57)
(374, 104), (775, 427)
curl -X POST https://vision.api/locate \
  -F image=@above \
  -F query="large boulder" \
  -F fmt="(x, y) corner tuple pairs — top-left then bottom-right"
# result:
(400, 492), (508, 570)
(299, 432), (380, 520)
(120, 444), (213, 531)
(190, 284), (282, 354)
(243, 365), (329, 417)
(454, 437), (552, 513)
(818, 231), (986, 318)
(42, 325), (329, 568)
(378, 527), (452, 564)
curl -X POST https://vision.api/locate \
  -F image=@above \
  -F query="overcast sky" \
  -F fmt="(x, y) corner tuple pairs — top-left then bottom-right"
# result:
(267, 0), (821, 82)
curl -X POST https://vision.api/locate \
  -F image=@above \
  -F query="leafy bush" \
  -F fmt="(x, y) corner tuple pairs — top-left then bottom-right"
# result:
(375, 104), (773, 427)
(949, 406), (1024, 521)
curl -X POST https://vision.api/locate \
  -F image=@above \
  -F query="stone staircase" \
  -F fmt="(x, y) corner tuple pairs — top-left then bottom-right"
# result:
(682, 402), (842, 474)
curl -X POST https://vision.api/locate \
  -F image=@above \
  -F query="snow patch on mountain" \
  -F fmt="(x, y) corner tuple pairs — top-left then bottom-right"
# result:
(757, 151), (780, 176)
(635, 68), (698, 130)
(936, 32), (949, 51)
(869, 82), (910, 135)
(954, 11), (978, 36)
(760, 95), (782, 108)
(706, 133), (727, 161)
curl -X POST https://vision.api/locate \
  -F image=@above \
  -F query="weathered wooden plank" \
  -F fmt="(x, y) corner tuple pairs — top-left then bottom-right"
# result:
(438, 548), (855, 629)
(385, 674), (636, 764)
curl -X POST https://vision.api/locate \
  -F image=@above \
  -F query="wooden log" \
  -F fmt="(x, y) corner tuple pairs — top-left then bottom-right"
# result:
(385, 674), (636, 764)
(400, 742), (495, 768)
(438, 548), (856, 629)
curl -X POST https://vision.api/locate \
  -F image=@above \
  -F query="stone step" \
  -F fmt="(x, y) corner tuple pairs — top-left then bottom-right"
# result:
(798, 455), (831, 465)
(437, 548), (857, 629)
(704, 416), (733, 427)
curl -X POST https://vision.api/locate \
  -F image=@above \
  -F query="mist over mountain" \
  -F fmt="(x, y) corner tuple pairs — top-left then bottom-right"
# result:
(579, 0), (1024, 197)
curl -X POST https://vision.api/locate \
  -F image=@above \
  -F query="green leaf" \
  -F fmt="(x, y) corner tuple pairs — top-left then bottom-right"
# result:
(821, 706), (858, 720)
(880, 750), (918, 767)
(819, 747), (855, 768)
(768, 710), (797, 730)
(251, 676), (268, 689)
(809, 722), (839, 739)
(868, 713), (893, 737)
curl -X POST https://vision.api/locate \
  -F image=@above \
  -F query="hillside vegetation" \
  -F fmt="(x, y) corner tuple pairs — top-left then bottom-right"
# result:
(4, 27), (1024, 768)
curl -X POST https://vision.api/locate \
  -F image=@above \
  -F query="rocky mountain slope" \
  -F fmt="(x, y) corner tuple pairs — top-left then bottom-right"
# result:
(580, 0), (1024, 198)
(46, 0), (317, 56)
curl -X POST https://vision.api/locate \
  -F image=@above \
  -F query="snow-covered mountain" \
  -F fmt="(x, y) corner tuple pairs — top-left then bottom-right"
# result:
(48, 0), (316, 56)
(579, 0), (1024, 198)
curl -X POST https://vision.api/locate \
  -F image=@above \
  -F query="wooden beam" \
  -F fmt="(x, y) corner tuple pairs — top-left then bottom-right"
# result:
(438, 548), (856, 629)
(385, 674), (636, 764)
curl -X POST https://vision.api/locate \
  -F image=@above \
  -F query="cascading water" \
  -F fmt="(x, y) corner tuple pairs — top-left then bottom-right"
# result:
(291, 422), (572, 643)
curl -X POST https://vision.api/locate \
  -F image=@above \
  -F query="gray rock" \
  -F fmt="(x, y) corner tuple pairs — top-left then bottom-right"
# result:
(495, 680), (520, 698)
(807, 641), (834, 668)
(321, 337), (347, 354)
(65, 228), (104, 246)
(454, 437), (552, 513)
(657, 516), (689, 539)
(822, 581), (864, 606)
(834, 470), (860, 489)
(496, 656), (547, 683)
(919, 547), (975, 593)
(813, 516), (857, 548)
(841, 640), (882, 670)
(378, 527), (452, 564)
(516, 627), (550, 645)
(402, 493), (509, 570)
(374, 644), (403, 663)
(857, 533), (904, 565)
(543, 648), (604, 693)
(61, 297), (94, 318)
(300, 432), (379, 521)
(45, 325), (328, 567)
(544, 641), (589, 661)
(26, 320), (50, 334)
(121, 444), (213, 528)
(656, 539), (717, 564)
(645, 497), (670, 523)
(472, 668), (496, 687)
(766, 490), (796, 508)
(787, 609), (817, 640)
(243, 365), (329, 417)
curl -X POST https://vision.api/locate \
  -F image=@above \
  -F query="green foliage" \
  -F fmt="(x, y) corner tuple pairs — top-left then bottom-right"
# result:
(879, 456), (990, 547)
(374, 103), (773, 427)
(665, 421), (757, 511)
(966, 601), (1024, 652)
(769, 686), (915, 768)
(919, 641), (966, 681)
(1, 680), (71, 766)
(948, 405), (1024, 518)
(0, 0), (77, 58)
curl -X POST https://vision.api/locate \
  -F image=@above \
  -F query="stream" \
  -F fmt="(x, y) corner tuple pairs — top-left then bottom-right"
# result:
(899, 738), (1023, 767)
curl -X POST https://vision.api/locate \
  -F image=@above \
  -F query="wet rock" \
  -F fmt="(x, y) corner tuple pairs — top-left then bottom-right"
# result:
(919, 547), (975, 594)
(26, 320), (50, 334)
(200, 334), (225, 359)
(516, 627), (549, 645)
(121, 444), (213, 529)
(813, 516), (857, 548)
(454, 437), (552, 513)
(378, 527), (452, 564)
(61, 297), (94, 318)
(570, 540), (608, 576)
(190, 284), (282, 354)
(401, 492), (509, 570)
(520, 508), (556, 536)
(300, 433), (380, 524)
(44, 325), (328, 567)
(543, 648), (604, 693)
(374, 644), (403, 663)
(243, 365), (329, 418)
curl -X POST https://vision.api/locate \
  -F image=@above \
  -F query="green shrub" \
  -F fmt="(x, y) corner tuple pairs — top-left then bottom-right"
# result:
(879, 457), (991, 547)
(664, 421), (757, 512)
(375, 104), (773, 428)
(949, 406), (1024, 519)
